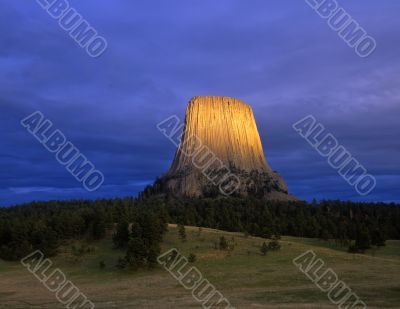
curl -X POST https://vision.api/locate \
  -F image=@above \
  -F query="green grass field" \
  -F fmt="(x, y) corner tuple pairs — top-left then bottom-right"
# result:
(1, 224), (399, 308)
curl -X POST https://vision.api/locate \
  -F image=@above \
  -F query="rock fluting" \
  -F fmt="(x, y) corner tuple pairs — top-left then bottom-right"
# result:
(148, 96), (295, 200)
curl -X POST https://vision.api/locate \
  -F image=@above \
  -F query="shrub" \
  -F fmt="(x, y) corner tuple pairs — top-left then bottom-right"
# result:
(268, 239), (281, 251)
(188, 253), (197, 263)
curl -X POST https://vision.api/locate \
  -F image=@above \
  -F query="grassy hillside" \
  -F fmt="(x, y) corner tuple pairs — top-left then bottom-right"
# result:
(1, 224), (399, 308)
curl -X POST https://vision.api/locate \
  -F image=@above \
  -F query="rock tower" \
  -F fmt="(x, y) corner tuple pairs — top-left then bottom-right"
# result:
(149, 96), (295, 200)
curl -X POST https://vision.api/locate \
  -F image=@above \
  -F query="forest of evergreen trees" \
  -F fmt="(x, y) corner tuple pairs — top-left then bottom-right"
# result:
(0, 198), (167, 265)
(1, 196), (399, 262)
(148, 196), (398, 252)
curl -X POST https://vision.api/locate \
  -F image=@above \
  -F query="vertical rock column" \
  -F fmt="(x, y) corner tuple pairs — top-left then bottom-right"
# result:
(155, 96), (294, 200)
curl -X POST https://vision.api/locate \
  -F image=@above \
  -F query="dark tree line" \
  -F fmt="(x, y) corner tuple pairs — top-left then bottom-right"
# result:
(1, 196), (399, 261)
(0, 198), (167, 262)
(142, 196), (400, 252)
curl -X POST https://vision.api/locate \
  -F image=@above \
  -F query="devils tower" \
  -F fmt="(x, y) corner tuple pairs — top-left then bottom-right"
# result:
(149, 96), (295, 200)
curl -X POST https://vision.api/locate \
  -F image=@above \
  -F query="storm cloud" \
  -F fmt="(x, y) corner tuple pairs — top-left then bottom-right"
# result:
(1, 0), (399, 206)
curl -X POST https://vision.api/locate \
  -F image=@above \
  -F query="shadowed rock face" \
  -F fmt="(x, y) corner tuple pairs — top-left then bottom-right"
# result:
(150, 96), (296, 200)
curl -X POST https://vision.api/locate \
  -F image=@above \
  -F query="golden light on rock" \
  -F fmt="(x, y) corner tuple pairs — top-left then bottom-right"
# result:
(152, 96), (296, 200)
(170, 96), (271, 174)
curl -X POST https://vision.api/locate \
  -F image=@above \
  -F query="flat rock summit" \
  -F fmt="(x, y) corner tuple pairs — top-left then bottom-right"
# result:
(146, 96), (296, 200)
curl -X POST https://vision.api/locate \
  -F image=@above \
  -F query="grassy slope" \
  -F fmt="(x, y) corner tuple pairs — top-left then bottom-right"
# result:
(0, 225), (399, 309)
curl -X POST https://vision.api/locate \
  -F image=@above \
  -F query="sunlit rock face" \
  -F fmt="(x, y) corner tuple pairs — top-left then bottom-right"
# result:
(170, 96), (270, 174)
(149, 96), (296, 200)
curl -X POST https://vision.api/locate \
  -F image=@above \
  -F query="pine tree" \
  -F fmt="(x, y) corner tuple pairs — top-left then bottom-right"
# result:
(354, 225), (371, 252)
(113, 217), (130, 248)
(147, 243), (161, 268)
(260, 242), (268, 256)
(371, 228), (386, 246)
(178, 224), (186, 242)
(125, 237), (147, 269)
(89, 209), (106, 240)
(219, 236), (228, 250)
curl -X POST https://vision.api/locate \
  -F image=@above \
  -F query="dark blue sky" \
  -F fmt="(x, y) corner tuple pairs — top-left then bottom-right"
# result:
(1, 1), (399, 206)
